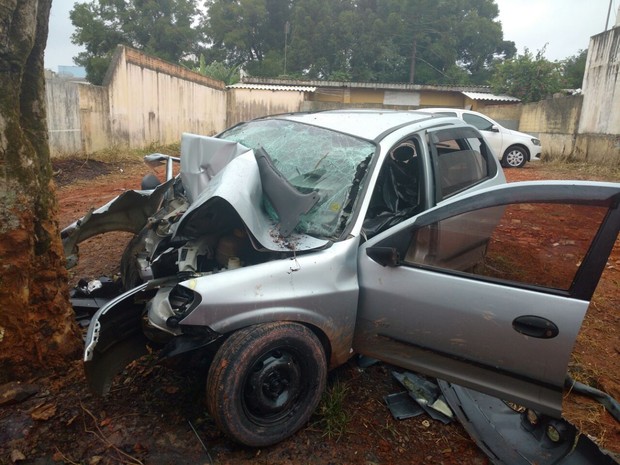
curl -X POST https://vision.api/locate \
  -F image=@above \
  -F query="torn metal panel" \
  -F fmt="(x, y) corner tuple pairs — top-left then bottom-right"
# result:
(61, 179), (174, 268)
(180, 134), (251, 203)
(173, 150), (330, 252)
(255, 146), (320, 237)
(83, 283), (156, 395)
(438, 380), (619, 465)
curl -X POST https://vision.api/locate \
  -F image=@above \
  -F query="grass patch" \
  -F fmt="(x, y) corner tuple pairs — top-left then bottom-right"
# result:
(313, 380), (350, 441)
(53, 142), (181, 164)
(539, 159), (620, 182)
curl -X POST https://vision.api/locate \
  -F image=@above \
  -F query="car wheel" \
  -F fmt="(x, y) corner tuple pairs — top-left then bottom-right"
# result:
(502, 145), (527, 168)
(206, 322), (327, 447)
(120, 229), (147, 290)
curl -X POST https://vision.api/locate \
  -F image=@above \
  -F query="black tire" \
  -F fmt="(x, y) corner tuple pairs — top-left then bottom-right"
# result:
(141, 173), (161, 190)
(120, 228), (149, 290)
(502, 145), (527, 168)
(206, 322), (327, 447)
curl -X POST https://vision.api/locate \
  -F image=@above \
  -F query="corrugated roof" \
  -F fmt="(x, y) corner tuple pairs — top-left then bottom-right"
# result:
(462, 91), (520, 102)
(243, 77), (493, 92)
(227, 83), (316, 92)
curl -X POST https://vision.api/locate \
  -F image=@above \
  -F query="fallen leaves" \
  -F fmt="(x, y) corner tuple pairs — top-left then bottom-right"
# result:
(30, 403), (57, 421)
(10, 449), (25, 463)
(0, 382), (39, 407)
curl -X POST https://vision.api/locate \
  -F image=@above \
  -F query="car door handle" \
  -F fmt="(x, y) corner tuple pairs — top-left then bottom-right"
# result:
(512, 315), (559, 339)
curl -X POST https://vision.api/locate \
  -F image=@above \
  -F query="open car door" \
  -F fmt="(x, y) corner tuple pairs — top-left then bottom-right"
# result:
(355, 181), (620, 417)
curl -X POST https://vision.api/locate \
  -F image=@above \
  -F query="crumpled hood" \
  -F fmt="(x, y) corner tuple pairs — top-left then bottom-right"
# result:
(174, 133), (329, 252)
(180, 134), (252, 203)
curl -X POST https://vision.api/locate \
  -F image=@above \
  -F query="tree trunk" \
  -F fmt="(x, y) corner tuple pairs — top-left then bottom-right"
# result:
(0, 0), (81, 383)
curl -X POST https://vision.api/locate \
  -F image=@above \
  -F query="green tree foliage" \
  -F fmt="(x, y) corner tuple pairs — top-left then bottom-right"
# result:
(205, 0), (515, 84)
(73, 0), (516, 85)
(561, 49), (588, 89)
(70, 0), (206, 84)
(490, 48), (563, 103)
(204, 0), (292, 69)
(286, 0), (356, 79)
(374, 0), (515, 84)
(197, 55), (241, 85)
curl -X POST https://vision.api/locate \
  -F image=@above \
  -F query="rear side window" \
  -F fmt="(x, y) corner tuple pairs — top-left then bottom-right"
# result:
(429, 127), (494, 201)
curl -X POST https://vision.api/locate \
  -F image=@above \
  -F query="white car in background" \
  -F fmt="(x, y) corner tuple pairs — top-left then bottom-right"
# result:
(424, 108), (542, 168)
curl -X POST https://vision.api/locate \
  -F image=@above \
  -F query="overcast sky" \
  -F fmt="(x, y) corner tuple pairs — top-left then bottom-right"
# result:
(44, 0), (620, 72)
(494, 0), (618, 60)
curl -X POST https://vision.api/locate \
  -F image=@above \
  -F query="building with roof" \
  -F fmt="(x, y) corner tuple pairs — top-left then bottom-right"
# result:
(239, 77), (520, 111)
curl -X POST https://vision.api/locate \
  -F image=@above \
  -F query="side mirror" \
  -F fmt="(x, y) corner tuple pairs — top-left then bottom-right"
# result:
(490, 125), (500, 133)
(143, 153), (170, 167)
(366, 247), (400, 267)
(143, 153), (180, 181)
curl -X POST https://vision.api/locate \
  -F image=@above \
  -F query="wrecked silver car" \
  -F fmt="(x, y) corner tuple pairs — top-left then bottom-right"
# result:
(62, 110), (620, 449)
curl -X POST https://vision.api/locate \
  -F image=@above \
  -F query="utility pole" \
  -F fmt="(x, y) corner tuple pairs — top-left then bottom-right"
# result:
(605, 0), (612, 30)
(284, 21), (290, 75)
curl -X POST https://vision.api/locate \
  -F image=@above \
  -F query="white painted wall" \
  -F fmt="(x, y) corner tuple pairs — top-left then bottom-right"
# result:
(46, 78), (82, 155)
(106, 47), (227, 149)
(47, 46), (228, 156)
(226, 88), (307, 127)
(578, 27), (620, 135)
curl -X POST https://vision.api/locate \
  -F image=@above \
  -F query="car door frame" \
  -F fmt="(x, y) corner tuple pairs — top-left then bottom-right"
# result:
(354, 181), (620, 416)
(460, 111), (505, 158)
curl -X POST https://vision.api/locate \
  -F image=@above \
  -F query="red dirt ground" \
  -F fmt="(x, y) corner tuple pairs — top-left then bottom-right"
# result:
(0, 158), (618, 465)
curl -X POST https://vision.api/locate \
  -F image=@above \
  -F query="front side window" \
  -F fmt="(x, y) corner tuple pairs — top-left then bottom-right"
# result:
(364, 138), (423, 236)
(219, 119), (375, 239)
(404, 203), (606, 291)
(463, 113), (494, 131)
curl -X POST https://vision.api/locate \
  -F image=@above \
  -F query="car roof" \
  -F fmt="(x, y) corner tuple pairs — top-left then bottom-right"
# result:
(271, 109), (438, 141)
(422, 108), (484, 117)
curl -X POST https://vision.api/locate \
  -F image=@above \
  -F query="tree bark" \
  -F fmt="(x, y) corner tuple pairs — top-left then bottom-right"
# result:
(0, 0), (81, 383)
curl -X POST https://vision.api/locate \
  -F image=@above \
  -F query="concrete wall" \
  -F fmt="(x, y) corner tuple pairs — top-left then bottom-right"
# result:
(226, 88), (307, 127)
(105, 47), (227, 148)
(47, 32), (620, 164)
(46, 78), (82, 155)
(47, 46), (228, 157)
(77, 84), (109, 153)
(478, 87), (619, 164)
(579, 27), (620, 135)
(453, 27), (620, 164)
(519, 96), (582, 134)
(479, 104), (523, 130)
(478, 97), (590, 161)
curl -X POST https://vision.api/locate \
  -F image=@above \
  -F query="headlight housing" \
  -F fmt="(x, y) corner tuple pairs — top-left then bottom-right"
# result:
(531, 138), (541, 146)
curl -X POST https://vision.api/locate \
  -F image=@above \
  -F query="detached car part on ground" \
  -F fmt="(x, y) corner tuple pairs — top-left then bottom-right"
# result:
(62, 110), (620, 453)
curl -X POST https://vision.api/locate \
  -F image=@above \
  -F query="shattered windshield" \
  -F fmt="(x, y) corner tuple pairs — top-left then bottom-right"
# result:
(219, 119), (375, 239)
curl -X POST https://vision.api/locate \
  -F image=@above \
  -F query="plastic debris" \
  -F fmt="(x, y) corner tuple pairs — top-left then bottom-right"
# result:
(390, 371), (453, 424)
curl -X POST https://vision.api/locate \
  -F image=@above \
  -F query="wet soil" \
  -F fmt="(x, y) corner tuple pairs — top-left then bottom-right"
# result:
(0, 159), (618, 464)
